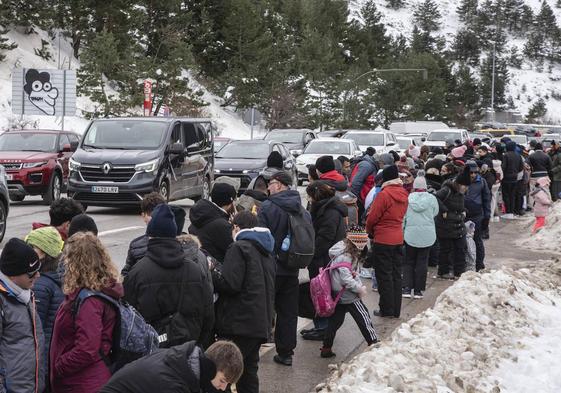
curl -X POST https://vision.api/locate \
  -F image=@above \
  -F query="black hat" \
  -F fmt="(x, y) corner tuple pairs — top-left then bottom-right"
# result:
(366, 147), (376, 156)
(506, 141), (517, 152)
(455, 166), (472, 186)
(68, 214), (98, 238)
(0, 238), (40, 276)
(169, 205), (186, 235)
(382, 165), (399, 183)
(266, 151), (283, 169)
(315, 155), (335, 174)
(270, 170), (293, 187)
(146, 204), (178, 238)
(211, 182), (237, 207)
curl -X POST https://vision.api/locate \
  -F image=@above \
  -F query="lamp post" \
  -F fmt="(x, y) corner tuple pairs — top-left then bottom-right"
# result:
(490, 42), (496, 122)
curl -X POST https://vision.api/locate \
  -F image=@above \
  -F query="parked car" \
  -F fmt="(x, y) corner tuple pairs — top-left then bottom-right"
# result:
(341, 130), (398, 154)
(316, 129), (348, 139)
(395, 136), (419, 153)
(424, 129), (470, 152)
(213, 136), (231, 154)
(0, 129), (80, 204)
(263, 128), (316, 155)
(468, 132), (493, 143)
(0, 165), (8, 243)
(294, 138), (361, 184)
(68, 117), (214, 207)
(514, 125), (540, 136)
(214, 139), (297, 193)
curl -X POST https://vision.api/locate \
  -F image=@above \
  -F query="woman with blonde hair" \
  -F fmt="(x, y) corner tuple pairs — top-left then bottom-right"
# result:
(50, 232), (123, 393)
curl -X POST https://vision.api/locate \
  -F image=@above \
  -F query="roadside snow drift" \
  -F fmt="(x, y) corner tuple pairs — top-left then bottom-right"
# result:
(317, 258), (561, 393)
(518, 201), (561, 254)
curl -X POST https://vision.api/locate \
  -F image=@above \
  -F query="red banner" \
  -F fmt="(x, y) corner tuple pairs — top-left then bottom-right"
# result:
(143, 80), (152, 116)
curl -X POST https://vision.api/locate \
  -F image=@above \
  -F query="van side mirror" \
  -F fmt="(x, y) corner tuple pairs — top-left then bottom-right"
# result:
(170, 143), (184, 155)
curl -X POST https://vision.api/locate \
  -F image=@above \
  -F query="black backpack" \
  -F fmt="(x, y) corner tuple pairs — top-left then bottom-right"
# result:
(279, 206), (315, 269)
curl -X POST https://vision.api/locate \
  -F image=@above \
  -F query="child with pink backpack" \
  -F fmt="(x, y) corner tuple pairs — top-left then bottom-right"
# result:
(314, 239), (378, 358)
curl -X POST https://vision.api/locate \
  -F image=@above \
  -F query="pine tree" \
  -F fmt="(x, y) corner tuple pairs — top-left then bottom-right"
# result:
(358, 0), (389, 67)
(479, 53), (509, 109)
(453, 29), (481, 65)
(413, 0), (442, 33)
(527, 98), (547, 123)
(457, 0), (478, 24)
(0, 6), (17, 62)
(508, 46), (523, 68)
(386, 0), (405, 10)
(557, 0), (561, 8)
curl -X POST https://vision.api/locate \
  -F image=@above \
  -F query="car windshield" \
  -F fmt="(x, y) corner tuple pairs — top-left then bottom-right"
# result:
(214, 140), (228, 152)
(343, 133), (384, 146)
(396, 138), (413, 148)
(216, 142), (270, 158)
(427, 132), (461, 141)
(265, 131), (302, 143)
(509, 136), (527, 143)
(0, 132), (57, 152)
(304, 141), (351, 155)
(82, 120), (167, 150)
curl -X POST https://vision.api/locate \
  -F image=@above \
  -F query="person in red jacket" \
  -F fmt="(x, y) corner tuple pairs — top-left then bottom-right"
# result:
(50, 232), (123, 393)
(365, 165), (409, 318)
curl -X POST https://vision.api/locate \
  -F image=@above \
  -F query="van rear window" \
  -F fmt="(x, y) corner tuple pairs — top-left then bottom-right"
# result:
(83, 120), (168, 150)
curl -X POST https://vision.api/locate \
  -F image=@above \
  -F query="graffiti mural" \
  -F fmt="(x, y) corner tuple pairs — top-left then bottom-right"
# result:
(23, 69), (59, 115)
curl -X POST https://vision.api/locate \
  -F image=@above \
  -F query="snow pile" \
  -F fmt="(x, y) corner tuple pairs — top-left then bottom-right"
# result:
(517, 201), (561, 254)
(317, 259), (561, 392)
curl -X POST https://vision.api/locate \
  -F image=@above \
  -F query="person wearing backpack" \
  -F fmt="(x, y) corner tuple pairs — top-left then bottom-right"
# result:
(350, 148), (379, 220)
(320, 239), (378, 358)
(258, 171), (312, 367)
(301, 181), (347, 342)
(50, 232), (123, 393)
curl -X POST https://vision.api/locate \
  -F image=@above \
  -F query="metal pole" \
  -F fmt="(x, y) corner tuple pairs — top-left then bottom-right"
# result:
(58, 31), (61, 70)
(62, 70), (66, 131)
(250, 107), (255, 139)
(491, 42), (496, 120)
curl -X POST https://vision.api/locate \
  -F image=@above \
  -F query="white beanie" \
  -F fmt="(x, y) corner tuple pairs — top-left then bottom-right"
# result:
(413, 170), (428, 190)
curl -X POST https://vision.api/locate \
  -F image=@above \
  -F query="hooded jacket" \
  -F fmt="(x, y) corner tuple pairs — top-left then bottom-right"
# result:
(123, 238), (211, 347)
(550, 150), (561, 182)
(319, 170), (348, 192)
(50, 281), (123, 393)
(403, 191), (439, 248)
(465, 174), (491, 219)
(435, 180), (467, 239)
(100, 341), (206, 393)
(501, 144), (524, 183)
(365, 180), (409, 245)
(528, 150), (552, 178)
(350, 155), (379, 202)
(532, 178), (552, 217)
(188, 199), (233, 263)
(121, 234), (149, 276)
(0, 274), (46, 393)
(328, 241), (362, 305)
(213, 228), (276, 340)
(33, 269), (64, 359)
(258, 190), (310, 276)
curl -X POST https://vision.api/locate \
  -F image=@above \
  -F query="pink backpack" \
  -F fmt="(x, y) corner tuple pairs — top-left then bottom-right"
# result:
(310, 262), (353, 317)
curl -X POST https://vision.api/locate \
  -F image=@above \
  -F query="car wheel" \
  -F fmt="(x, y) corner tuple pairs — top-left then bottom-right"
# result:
(9, 195), (24, 202)
(193, 176), (211, 202)
(42, 172), (62, 205)
(159, 180), (170, 202)
(298, 179), (303, 186)
(0, 200), (6, 243)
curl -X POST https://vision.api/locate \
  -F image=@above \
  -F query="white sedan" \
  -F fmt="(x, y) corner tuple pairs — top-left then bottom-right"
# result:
(293, 138), (361, 184)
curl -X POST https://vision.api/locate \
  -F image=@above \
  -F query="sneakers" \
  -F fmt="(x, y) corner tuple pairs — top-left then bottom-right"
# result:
(273, 354), (293, 366)
(302, 329), (325, 341)
(320, 347), (336, 358)
(437, 273), (455, 280)
(413, 290), (424, 299)
(359, 268), (372, 279)
(501, 213), (515, 220)
(491, 216), (500, 222)
(402, 287), (412, 298)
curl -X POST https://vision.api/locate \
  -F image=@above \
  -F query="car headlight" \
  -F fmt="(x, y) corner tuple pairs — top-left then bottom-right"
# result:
(214, 169), (221, 174)
(22, 161), (47, 168)
(242, 169), (259, 174)
(69, 158), (81, 171)
(135, 159), (159, 173)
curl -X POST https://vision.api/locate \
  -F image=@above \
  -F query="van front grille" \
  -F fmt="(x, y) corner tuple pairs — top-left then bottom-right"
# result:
(79, 165), (136, 182)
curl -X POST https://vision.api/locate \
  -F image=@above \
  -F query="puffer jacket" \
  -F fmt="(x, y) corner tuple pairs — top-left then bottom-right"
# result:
(121, 234), (149, 276)
(33, 270), (64, 358)
(464, 175), (491, 219)
(0, 274), (46, 393)
(532, 178), (552, 217)
(435, 180), (467, 239)
(365, 180), (409, 245)
(188, 200), (233, 263)
(403, 191), (439, 248)
(501, 150), (524, 183)
(529, 149), (552, 178)
(328, 241), (362, 305)
(350, 155), (378, 202)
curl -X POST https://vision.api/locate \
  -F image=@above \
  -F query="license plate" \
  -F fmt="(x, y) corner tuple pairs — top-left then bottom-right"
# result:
(5, 174), (12, 181)
(91, 186), (119, 193)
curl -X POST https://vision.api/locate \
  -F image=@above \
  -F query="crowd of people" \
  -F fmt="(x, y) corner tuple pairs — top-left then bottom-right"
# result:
(0, 135), (559, 393)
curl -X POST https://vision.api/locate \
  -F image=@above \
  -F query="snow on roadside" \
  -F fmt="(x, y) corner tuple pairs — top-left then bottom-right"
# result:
(517, 201), (561, 254)
(317, 259), (561, 393)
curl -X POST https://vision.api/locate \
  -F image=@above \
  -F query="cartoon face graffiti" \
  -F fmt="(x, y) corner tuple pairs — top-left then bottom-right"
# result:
(23, 69), (59, 115)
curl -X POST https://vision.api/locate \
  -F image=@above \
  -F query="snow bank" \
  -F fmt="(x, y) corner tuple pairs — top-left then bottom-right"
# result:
(317, 258), (561, 393)
(517, 201), (561, 254)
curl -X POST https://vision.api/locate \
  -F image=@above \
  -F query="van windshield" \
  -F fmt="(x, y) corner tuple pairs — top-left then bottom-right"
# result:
(427, 132), (461, 142)
(82, 120), (168, 150)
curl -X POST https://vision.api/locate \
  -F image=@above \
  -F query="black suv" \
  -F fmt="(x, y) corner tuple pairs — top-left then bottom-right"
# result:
(263, 129), (316, 154)
(0, 165), (8, 242)
(67, 117), (215, 207)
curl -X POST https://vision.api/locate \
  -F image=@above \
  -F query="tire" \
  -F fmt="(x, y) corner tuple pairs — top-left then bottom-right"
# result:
(0, 200), (6, 243)
(9, 195), (25, 202)
(42, 172), (62, 205)
(192, 176), (211, 202)
(159, 180), (170, 202)
(298, 179), (303, 186)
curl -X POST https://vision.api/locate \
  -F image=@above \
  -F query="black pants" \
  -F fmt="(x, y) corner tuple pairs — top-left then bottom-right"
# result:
(515, 180), (526, 214)
(373, 243), (403, 317)
(437, 237), (467, 277)
(502, 181), (517, 214)
(323, 300), (378, 348)
(428, 240), (439, 267)
(470, 216), (485, 271)
(403, 243), (430, 292)
(222, 336), (261, 393)
(274, 275), (299, 357)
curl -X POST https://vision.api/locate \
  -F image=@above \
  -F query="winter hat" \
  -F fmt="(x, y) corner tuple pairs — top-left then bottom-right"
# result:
(472, 138), (482, 146)
(426, 167), (440, 176)
(315, 155), (335, 174)
(412, 170), (428, 190)
(409, 146), (421, 159)
(0, 238), (40, 276)
(451, 145), (467, 158)
(435, 154), (447, 162)
(455, 166), (472, 186)
(466, 160), (479, 173)
(146, 204), (178, 238)
(382, 165), (399, 183)
(68, 214), (98, 238)
(365, 147), (376, 156)
(506, 141), (517, 152)
(169, 205), (186, 235)
(211, 182), (237, 207)
(266, 151), (284, 169)
(25, 227), (64, 258)
(270, 170), (293, 187)
(214, 176), (241, 193)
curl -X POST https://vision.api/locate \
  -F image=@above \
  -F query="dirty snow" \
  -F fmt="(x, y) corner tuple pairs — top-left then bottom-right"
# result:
(517, 200), (561, 254)
(317, 258), (561, 392)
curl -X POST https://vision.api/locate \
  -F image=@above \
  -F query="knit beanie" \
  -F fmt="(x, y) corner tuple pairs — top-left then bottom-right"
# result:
(455, 166), (472, 186)
(0, 238), (40, 276)
(25, 227), (64, 258)
(266, 151), (284, 169)
(451, 145), (467, 158)
(315, 155), (335, 174)
(169, 205), (186, 235)
(270, 170), (293, 187)
(412, 170), (428, 190)
(68, 214), (98, 238)
(382, 165), (399, 183)
(211, 182), (237, 207)
(146, 204), (178, 238)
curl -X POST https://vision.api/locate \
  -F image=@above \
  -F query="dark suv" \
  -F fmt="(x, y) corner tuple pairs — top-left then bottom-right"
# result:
(0, 165), (9, 242)
(0, 129), (80, 204)
(67, 117), (215, 207)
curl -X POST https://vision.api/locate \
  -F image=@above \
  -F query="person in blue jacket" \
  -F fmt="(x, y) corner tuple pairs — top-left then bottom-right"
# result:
(402, 171), (439, 299)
